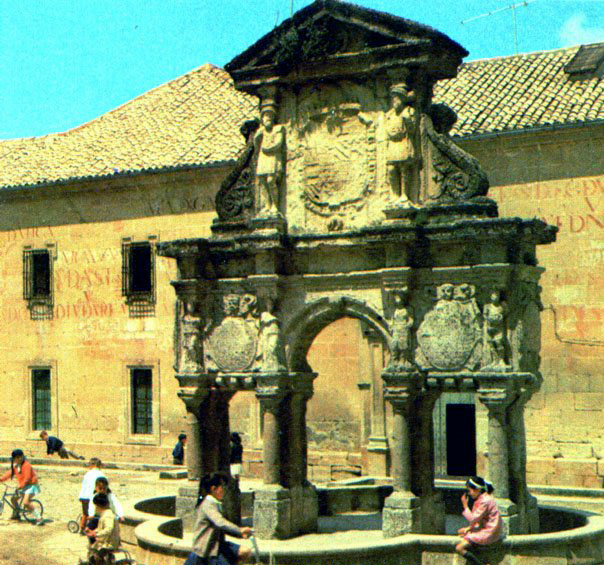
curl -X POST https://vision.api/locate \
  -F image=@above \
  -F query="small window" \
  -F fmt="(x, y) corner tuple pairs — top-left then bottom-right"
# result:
(23, 247), (54, 320)
(131, 368), (153, 434)
(32, 368), (51, 430)
(122, 238), (156, 317)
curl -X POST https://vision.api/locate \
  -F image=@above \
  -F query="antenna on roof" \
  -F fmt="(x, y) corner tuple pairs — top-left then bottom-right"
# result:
(461, 0), (537, 54)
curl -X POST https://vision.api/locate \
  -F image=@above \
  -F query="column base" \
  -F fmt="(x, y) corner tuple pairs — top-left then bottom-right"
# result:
(495, 498), (520, 535)
(382, 491), (421, 537)
(527, 493), (540, 534)
(419, 491), (446, 534)
(366, 436), (390, 476)
(253, 484), (318, 539)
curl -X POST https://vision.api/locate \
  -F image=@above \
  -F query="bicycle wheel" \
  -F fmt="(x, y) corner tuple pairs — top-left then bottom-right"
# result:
(67, 520), (80, 533)
(22, 499), (44, 523)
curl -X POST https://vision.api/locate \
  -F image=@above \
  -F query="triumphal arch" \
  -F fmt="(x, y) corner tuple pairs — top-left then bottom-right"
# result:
(158, 0), (556, 539)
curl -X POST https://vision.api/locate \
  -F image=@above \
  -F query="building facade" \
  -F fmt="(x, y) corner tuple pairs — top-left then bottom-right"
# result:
(0, 32), (602, 486)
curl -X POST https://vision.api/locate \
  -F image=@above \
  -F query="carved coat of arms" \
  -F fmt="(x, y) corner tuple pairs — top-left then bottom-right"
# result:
(415, 283), (482, 371)
(205, 294), (259, 372)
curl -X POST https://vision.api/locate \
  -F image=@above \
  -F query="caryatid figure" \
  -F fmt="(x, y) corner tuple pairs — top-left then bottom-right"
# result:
(254, 102), (286, 216)
(390, 291), (414, 369)
(385, 83), (420, 205)
(483, 290), (509, 369)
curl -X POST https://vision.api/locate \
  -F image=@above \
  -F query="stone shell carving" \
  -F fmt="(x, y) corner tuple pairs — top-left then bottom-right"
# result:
(416, 283), (482, 371)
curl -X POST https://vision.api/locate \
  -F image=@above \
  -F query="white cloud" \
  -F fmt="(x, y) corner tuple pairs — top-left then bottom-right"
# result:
(559, 13), (604, 46)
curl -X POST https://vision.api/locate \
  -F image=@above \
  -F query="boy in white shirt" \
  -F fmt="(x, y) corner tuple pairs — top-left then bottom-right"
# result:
(79, 458), (105, 533)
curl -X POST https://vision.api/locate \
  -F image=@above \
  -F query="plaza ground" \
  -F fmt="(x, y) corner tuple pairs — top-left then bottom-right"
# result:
(1, 462), (603, 565)
(0, 464), (183, 565)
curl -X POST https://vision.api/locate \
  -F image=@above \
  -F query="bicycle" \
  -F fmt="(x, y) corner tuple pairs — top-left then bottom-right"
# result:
(68, 513), (83, 533)
(0, 483), (44, 523)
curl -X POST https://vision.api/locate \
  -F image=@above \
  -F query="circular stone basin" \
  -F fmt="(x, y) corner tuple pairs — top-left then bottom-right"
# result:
(125, 491), (604, 565)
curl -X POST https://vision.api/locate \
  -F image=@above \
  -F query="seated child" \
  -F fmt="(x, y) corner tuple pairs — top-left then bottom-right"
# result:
(86, 477), (124, 545)
(85, 492), (120, 565)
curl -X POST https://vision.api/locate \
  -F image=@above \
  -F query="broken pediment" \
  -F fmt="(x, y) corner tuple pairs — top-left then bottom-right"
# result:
(226, 0), (468, 91)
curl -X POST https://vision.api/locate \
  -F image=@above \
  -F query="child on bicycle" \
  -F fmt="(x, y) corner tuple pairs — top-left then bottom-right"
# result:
(85, 492), (120, 565)
(86, 477), (124, 544)
(184, 472), (252, 565)
(0, 449), (43, 525)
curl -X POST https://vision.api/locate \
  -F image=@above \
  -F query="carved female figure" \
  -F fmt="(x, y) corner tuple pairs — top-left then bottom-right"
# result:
(254, 105), (285, 216)
(483, 291), (509, 369)
(180, 299), (202, 373)
(385, 83), (420, 205)
(259, 301), (284, 372)
(390, 292), (414, 369)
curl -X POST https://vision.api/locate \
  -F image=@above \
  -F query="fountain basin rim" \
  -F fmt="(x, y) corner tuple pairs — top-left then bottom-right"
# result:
(131, 505), (604, 559)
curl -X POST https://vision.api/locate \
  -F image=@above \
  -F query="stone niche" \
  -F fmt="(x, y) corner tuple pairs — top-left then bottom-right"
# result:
(159, 0), (557, 539)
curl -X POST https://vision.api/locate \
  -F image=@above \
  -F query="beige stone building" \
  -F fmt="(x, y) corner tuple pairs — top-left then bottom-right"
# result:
(0, 36), (602, 487)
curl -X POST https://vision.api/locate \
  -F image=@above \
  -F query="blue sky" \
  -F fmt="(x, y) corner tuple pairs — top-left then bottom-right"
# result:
(1, 0), (603, 140)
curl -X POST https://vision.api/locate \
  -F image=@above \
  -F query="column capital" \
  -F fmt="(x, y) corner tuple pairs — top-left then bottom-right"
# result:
(178, 387), (210, 415)
(477, 387), (515, 414)
(384, 386), (416, 412)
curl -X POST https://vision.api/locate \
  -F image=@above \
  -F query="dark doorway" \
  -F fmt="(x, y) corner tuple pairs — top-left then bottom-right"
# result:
(445, 403), (476, 477)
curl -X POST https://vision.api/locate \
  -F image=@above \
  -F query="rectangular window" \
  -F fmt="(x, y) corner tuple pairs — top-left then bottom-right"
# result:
(131, 368), (153, 434)
(32, 368), (51, 430)
(23, 247), (54, 319)
(122, 238), (156, 317)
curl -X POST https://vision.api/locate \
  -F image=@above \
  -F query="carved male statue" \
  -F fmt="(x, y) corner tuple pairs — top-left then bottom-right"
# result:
(390, 291), (414, 369)
(385, 83), (420, 205)
(483, 290), (509, 368)
(254, 103), (285, 216)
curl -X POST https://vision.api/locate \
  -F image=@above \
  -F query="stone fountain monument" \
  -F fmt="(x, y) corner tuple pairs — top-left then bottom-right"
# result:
(158, 0), (556, 540)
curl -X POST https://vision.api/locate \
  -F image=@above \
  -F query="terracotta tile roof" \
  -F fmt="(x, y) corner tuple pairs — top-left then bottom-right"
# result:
(0, 64), (258, 189)
(435, 43), (604, 138)
(1, 44), (602, 190)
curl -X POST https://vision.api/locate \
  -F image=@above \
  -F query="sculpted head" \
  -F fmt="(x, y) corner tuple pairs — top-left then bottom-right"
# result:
(223, 294), (240, 316)
(436, 283), (455, 301)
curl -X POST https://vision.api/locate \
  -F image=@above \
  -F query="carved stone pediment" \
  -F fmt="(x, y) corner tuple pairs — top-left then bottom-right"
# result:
(225, 0), (467, 88)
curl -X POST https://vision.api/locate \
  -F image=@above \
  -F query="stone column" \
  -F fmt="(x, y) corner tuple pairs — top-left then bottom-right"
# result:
(477, 384), (520, 533)
(184, 403), (202, 480)
(253, 383), (292, 538)
(287, 385), (318, 535)
(365, 327), (389, 476)
(259, 393), (282, 485)
(415, 390), (445, 533)
(508, 388), (539, 533)
(382, 375), (421, 537)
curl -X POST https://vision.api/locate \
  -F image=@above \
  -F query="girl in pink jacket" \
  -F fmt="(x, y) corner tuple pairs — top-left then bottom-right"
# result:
(455, 476), (504, 565)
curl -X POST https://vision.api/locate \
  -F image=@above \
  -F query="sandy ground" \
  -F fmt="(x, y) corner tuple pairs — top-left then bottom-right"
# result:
(0, 465), (183, 565)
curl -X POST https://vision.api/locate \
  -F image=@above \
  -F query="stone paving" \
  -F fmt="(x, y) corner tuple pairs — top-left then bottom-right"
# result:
(0, 464), (183, 565)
